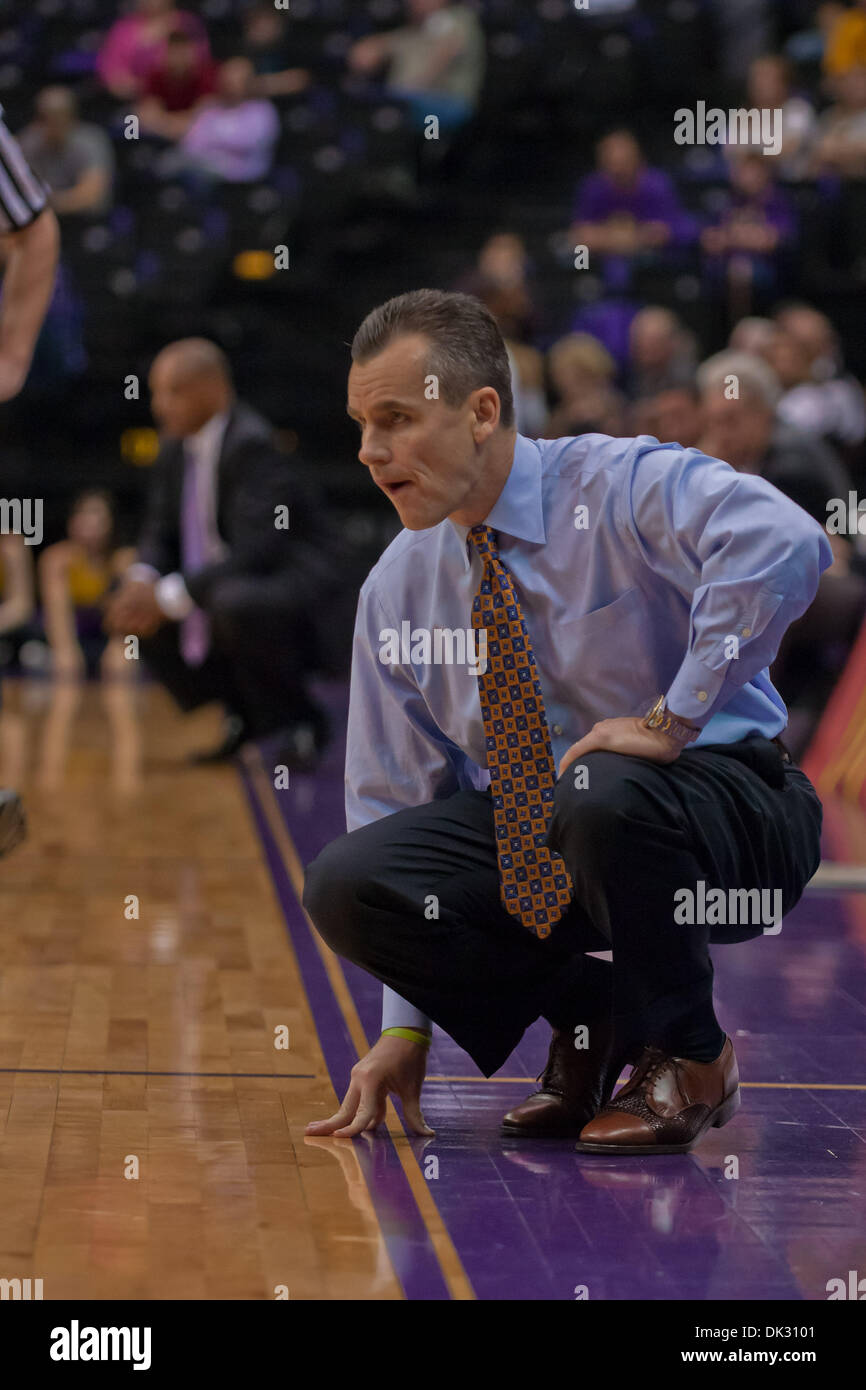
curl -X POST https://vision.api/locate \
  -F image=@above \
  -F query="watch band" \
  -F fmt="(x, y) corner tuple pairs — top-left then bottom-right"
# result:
(643, 694), (700, 746)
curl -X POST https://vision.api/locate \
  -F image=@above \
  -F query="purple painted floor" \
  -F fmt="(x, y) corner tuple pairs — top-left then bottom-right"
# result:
(260, 681), (866, 1301)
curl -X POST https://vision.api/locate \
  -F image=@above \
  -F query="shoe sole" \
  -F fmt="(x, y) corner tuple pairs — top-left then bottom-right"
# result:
(573, 1087), (741, 1155)
(501, 1120), (589, 1138)
(0, 793), (26, 859)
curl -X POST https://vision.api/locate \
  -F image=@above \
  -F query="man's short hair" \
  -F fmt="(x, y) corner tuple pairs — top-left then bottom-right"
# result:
(351, 288), (515, 429)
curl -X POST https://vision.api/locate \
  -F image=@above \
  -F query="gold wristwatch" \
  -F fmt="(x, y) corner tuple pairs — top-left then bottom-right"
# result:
(643, 694), (700, 746)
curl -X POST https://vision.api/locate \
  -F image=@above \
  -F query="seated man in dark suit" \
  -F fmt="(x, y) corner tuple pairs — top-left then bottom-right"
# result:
(106, 337), (330, 768)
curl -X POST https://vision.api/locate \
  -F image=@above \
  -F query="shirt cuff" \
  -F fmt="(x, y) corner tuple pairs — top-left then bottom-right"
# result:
(665, 651), (737, 724)
(381, 986), (432, 1035)
(154, 572), (194, 620)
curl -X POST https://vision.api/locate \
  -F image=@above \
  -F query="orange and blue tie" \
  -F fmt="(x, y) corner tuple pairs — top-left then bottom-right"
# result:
(468, 523), (573, 939)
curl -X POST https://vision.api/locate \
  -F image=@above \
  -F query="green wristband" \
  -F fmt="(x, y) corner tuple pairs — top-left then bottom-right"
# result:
(382, 1026), (432, 1048)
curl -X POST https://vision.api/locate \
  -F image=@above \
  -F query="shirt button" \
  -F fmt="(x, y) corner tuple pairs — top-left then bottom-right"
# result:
(552, 724), (563, 736)
(696, 691), (708, 702)
(741, 627), (752, 637)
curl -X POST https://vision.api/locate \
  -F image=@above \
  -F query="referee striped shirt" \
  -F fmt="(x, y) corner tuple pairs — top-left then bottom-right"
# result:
(0, 104), (49, 233)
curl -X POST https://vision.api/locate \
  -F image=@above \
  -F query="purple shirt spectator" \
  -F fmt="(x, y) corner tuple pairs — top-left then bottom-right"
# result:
(181, 98), (279, 183)
(572, 166), (696, 247)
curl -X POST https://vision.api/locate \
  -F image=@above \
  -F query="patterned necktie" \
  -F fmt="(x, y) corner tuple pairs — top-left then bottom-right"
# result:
(468, 523), (573, 939)
(179, 444), (210, 667)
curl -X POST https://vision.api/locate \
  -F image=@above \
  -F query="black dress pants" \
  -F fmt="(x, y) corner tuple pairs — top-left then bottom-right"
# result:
(140, 572), (321, 737)
(302, 739), (823, 1077)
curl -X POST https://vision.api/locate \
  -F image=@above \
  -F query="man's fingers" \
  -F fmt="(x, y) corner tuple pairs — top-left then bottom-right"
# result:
(401, 1095), (435, 1136)
(333, 1085), (382, 1137)
(362, 1100), (387, 1132)
(305, 1083), (360, 1135)
(558, 734), (595, 777)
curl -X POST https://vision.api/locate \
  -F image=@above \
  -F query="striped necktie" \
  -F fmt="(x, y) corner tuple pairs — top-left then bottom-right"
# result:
(468, 523), (573, 938)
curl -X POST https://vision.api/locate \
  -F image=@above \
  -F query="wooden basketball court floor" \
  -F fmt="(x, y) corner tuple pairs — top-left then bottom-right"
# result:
(1, 674), (865, 1302)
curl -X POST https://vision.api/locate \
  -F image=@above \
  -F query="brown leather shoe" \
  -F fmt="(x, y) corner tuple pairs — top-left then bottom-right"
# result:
(575, 1037), (740, 1154)
(501, 1019), (629, 1138)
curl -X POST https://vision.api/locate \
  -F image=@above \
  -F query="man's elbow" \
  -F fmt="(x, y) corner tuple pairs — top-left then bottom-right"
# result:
(792, 517), (834, 607)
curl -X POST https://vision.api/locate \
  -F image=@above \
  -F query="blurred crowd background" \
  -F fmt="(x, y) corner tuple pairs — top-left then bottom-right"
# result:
(1, 0), (866, 758)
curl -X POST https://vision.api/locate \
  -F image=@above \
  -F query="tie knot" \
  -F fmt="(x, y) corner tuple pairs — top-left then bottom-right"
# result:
(468, 523), (498, 559)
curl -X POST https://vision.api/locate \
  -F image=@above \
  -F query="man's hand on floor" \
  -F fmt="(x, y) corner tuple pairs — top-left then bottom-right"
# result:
(305, 1032), (435, 1137)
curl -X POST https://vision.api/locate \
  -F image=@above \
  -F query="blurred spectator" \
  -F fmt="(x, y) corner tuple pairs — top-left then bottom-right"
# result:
(824, 0), (866, 75)
(700, 150), (796, 316)
(241, 3), (311, 99)
(626, 306), (697, 400)
(348, 0), (486, 133)
(38, 490), (134, 679)
(19, 88), (114, 218)
(456, 232), (544, 435)
(104, 339), (333, 770)
(697, 347), (865, 744)
(137, 27), (218, 141)
(570, 131), (695, 292)
(728, 315), (779, 357)
(770, 302), (866, 449)
(810, 65), (866, 176)
(506, 341), (547, 439)
(746, 55), (816, 178)
(97, 0), (210, 101)
(0, 534), (35, 668)
(696, 349), (850, 522)
(632, 384), (704, 450)
(455, 232), (536, 342)
(171, 58), (280, 184)
(543, 333), (625, 438)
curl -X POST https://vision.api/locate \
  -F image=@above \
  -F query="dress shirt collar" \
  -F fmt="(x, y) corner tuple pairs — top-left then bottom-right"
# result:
(447, 434), (547, 571)
(183, 409), (231, 464)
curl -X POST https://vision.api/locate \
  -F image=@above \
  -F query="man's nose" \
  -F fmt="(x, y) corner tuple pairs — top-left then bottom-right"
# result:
(358, 432), (390, 469)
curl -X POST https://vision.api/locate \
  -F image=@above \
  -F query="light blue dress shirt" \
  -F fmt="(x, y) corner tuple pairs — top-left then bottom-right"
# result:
(343, 433), (833, 1034)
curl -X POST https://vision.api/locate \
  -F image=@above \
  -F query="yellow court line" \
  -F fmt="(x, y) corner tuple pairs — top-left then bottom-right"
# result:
(426, 1075), (866, 1090)
(244, 749), (475, 1303)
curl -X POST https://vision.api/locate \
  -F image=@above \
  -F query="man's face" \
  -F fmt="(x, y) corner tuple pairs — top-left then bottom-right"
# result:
(630, 314), (675, 370)
(647, 389), (703, 449)
(701, 394), (772, 469)
(219, 58), (252, 102)
(776, 309), (833, 367)
(598, 133), (641, 186)
(347, 333), (489, 531)
(149, 356), (217, 437)
(768, 331), (812, 388)
(36, 96), (73, 144)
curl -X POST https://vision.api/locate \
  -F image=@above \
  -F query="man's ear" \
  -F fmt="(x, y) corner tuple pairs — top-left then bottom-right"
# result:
(472, 387), (501, 443)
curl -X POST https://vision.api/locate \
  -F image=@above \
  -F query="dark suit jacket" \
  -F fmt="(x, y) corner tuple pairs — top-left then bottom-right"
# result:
(136, 401), (334, 615)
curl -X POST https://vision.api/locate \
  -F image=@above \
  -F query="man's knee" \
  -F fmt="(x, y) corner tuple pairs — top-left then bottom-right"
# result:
(302, 834), (366, 956)
(549, 750), (648, 865)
